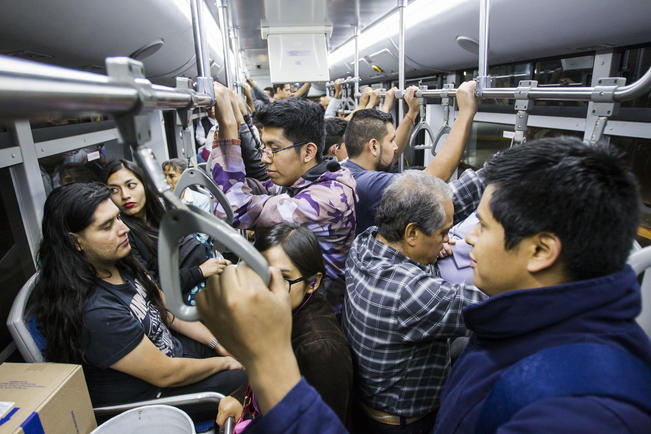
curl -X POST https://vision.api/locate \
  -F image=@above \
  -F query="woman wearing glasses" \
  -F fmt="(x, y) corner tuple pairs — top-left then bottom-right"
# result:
(216, 223), (353, 430)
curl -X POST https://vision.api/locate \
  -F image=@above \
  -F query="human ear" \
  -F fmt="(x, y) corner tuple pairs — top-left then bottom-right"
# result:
(403, 223), (419, 247)
(526, 232), (562, 273)
(69, 233), (83, 252)
(368, 139), (379, 156)
(306, 272), (323, 294)
(304, 142), (318, 162)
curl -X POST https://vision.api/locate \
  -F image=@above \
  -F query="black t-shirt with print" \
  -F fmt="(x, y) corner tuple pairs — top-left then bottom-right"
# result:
(81, 274), (183, 406)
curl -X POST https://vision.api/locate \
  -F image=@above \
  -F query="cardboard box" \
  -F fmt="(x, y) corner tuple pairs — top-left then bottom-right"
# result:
(0, 363), (97, 434)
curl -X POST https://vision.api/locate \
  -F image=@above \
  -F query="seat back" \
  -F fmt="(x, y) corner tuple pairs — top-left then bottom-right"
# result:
(628, 245), (651, 337)
(6, 273), (45, 362)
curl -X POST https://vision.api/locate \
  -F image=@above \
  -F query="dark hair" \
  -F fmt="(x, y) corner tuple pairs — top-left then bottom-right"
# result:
(103, 159), (166, 255)
(254, 223), (325, 280)
(273, 83), (288, 95)
(344, 109), (393, 158)
(484, 136), (640, 281)
(264, 86), (273, 94)
(30, 183), (168, 363)
(324, 118), (348, 155)
(376, 171), (451, 242)
(59, 162), (98, 185)
(162, 158), (187, 174)
(103, 159), (166, 227)
(254, 97), (325, 162)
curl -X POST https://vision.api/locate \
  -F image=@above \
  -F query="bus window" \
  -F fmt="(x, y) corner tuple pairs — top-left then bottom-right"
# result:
(610, 136), (651, 247)
(0, 164), (36, 360)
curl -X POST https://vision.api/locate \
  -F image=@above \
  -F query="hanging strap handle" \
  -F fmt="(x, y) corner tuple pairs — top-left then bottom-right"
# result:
(175, 167), (234, 224)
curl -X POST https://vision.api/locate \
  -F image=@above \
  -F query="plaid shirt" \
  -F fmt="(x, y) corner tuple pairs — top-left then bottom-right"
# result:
(449, 168), (485, 225)
(343, 228), (487, 417)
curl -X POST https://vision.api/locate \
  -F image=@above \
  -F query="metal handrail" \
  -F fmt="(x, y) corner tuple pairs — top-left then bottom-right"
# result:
(0, 55), (212, 117)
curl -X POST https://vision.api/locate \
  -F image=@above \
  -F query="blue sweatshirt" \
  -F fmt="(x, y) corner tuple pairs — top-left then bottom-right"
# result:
(435, 266), (651, 433)
(244, 378), (347, 434)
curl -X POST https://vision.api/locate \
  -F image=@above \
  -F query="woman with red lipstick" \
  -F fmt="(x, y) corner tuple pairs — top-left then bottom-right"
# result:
(103, 160), (228, 303)
(30, 182), (246, 409)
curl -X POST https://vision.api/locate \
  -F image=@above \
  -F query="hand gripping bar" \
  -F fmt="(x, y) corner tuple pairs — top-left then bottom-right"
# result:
(158, 195), (270, 321)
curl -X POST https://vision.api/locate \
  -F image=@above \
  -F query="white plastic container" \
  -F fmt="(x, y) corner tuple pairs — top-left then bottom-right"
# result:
(91, 405), (196, 434)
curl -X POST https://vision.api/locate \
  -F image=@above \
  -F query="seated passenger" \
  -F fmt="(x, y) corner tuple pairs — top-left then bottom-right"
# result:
(215, 223), (353, 429)
(324, 117), (348, 162)
(343, 81), (482, 235)
(343, 171), (487, 433)
(30, 182), (246, 407)
(195, 137), (651, 434)
(162, 158), (212, 213)
(209, 84), (357, 314)
(104, 160), (229, 304)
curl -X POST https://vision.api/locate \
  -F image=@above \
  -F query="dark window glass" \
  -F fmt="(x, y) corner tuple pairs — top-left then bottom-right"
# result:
(610, 136), (651, 247)
(0, 167), (36, 359)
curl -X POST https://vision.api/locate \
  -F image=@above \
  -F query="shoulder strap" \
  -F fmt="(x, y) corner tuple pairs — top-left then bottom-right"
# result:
(476, 342), (651, 434)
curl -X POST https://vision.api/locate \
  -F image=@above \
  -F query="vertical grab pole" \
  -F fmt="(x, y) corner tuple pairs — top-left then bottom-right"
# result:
(228, 4), (242, 91)
(354, 0), (360, 104)
(190, 0), (215, 103)
(397, 0), (406, 172)
(476, 0), (491, 95)
(218, 0), (233, 89)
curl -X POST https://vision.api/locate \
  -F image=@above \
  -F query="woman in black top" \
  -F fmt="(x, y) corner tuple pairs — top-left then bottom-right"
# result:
(103, 159), (228, 299)
(216, 223), (353, 428)
(30, 182), (246, 407)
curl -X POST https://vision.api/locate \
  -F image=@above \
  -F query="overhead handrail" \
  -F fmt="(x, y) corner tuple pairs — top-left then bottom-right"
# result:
(411, 84), (454, 156)
(175, 167), (234, 224)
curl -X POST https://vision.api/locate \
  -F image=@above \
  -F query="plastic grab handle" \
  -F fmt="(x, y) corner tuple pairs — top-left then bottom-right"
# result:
(175, 167), (234, 225)
(158, 204), (270, 321)
(410, 120), (443, 156)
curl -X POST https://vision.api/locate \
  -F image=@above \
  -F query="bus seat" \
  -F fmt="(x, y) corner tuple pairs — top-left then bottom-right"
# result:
(628, 245), (651, 338)
(6, 273), (229, 432)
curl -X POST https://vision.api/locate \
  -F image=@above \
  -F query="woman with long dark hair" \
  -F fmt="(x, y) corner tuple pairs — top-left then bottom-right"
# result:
(215, 223), (353, 429)
(30, 182), (246, 406)
(103, 159), (227, 303)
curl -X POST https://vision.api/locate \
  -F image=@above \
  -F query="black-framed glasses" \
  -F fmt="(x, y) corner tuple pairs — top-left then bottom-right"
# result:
(284, 275), (309, 291)
(260, 141), (309, 159)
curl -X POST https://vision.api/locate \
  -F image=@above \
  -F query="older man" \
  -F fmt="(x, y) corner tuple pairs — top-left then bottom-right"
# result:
(343, 171), (487, 433)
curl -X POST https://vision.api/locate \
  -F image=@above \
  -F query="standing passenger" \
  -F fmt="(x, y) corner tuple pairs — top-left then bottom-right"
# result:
(343, 171), (487, 433)
(209, 84), (357, 314)
(435, 137), (651, 433)
(215, 223), (353, 430)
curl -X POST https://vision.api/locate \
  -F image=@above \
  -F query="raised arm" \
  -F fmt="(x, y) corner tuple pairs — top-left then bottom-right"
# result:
(394, 85), (420, 157)
(424, 80), (478, 180)
(366, 88), (382, 109)
(381, 87), (398, 113)
(293, 82), (311, 98)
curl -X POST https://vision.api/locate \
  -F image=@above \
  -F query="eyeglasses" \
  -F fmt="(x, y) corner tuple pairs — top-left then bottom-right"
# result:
(260, 141), (309, 159)
(284, 275), (309, 291)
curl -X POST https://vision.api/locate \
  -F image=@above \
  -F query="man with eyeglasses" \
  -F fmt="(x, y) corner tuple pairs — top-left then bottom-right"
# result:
(208, 84), (357, 315)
